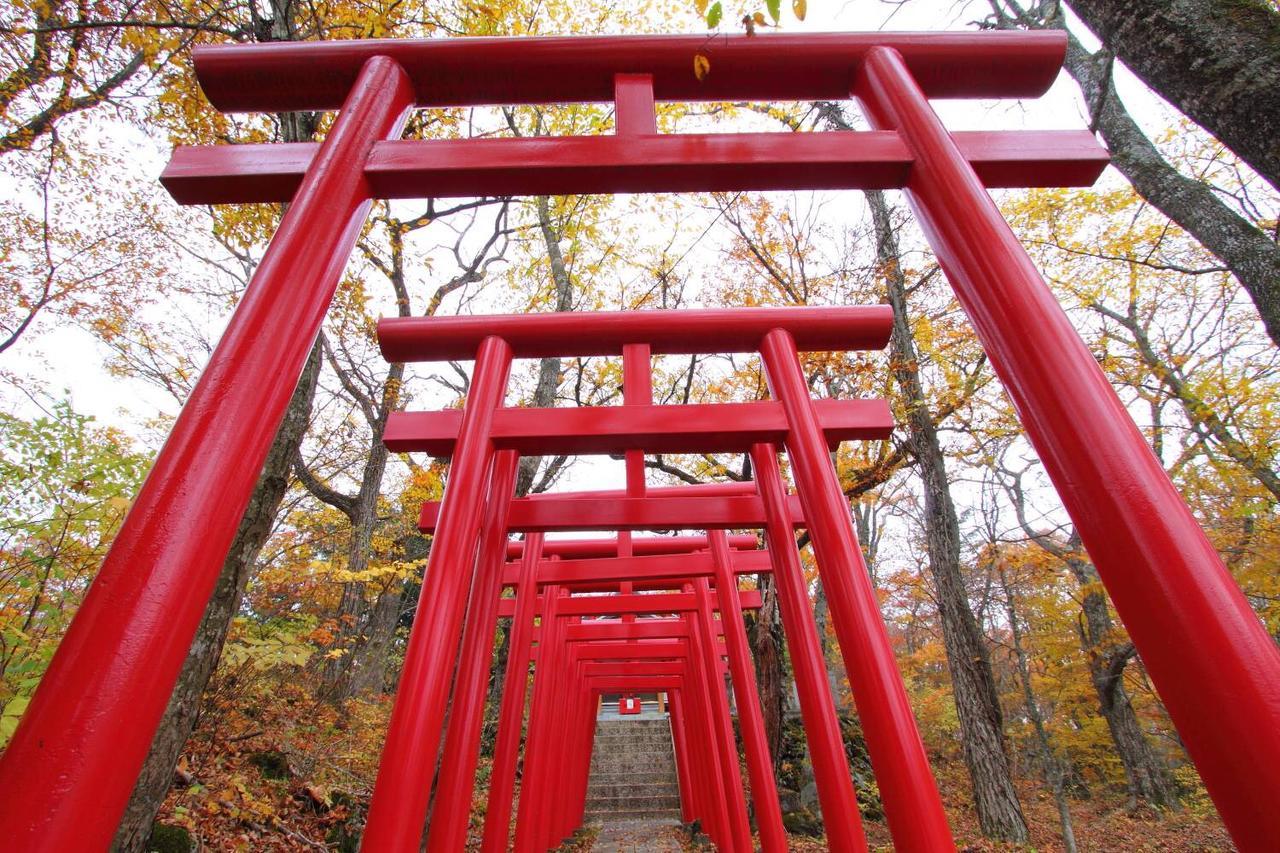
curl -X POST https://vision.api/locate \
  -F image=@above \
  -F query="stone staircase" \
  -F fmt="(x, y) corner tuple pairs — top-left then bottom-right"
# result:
(584, 717), (682, 821)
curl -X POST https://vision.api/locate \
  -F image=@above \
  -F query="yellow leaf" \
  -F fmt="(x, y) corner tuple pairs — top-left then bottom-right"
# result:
(694, 0), (708, 14)
(793, 0), (807, 20)
(694, 53), (711, 81)
(753, 11), (767, 25)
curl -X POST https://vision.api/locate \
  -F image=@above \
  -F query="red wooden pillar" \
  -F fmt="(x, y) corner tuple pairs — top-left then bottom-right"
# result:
(692, 581), (751, 852)
(709, 530), (788, 852)
(761, 330), (953, 851)
(0, 56), (414, 853)
(855, 45), (1280, 850)
(481, 534), (545, 853)
(569, 674), (597, 831)
(681, 612), (725, 844)
(364, 335), (514, 851)
(426, 449), (521, 853)
(515, 585), (565, 852)
(668, 689), (697, 823)
(751, 443), (869, 853)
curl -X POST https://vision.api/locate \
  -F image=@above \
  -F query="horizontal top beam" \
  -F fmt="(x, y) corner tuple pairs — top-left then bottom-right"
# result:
(563, 620), (691, 642)
(440, 493), (804, 533)
(505, 532), (758, 559)
(191, 31), (1066, 113)
(500, 549), (774, 589)
(159, 130), (1108, 205)
(390, 398), (891, 457)
(379, 306), (891, 361)
(570, 641), (689, 661)
(498, 589), (762, 617)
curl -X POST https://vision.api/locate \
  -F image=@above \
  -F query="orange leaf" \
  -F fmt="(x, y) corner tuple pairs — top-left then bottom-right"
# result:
(693, 53), (711, 81)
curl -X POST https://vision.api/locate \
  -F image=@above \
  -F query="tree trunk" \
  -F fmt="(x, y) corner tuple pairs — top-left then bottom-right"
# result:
(1058, 15), (1280, 349)
(811, 582), (844, 711)
(998, 560), (1078, 853)
(1063, 0), (1280, 194)
(317, 420), (396, 701)
(1066, 551), (1181, 808)
(749, 571), (787, 765)
(112, 342), (323, 851)
(988, 3), (1280, 348)
(868, 190), (1029, 842)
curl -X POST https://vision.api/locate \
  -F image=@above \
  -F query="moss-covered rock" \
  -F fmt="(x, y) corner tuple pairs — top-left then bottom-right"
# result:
(248, 749), (291, 780)
(145, 823), (193, 853)
(781, 806), (824, 837)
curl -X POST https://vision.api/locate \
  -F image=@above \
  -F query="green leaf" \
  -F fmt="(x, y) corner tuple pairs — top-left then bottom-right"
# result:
(766, 0), (781, 23)
(706, 1), (723, 28)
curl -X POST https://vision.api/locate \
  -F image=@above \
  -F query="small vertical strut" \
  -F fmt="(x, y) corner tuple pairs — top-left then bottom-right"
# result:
(614, 73), (658, 136)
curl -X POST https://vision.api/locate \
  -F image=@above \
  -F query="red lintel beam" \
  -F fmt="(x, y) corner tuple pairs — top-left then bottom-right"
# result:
(192, 31), (1066, 113)
(582, 661), (687, 678)
(570, 642), (689, 661)
(160, 130), (1107, 205)
(424, 494), (803, 533)
(381, 305), (890, 362)
(388, 398), (892, 457)
(498, 589), (762, 617)
(564, 620), (689, 642)
(506, 533), (757, 559)
(500, 549), (774, 589)
(589, 676), (683, 692)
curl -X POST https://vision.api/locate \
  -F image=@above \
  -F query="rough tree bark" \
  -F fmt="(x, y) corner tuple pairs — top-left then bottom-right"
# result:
(300, 335), (403, 702)
(1062, 0), (1280, 193)
(997, 559), (1078, 853)
(748, 571), (788, 765)
(987, 2), (1280, 349)
(868, 190), (1029, 841)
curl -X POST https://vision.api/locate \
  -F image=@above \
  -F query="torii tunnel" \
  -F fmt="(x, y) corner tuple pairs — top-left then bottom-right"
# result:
(0, 28), (1278, 853)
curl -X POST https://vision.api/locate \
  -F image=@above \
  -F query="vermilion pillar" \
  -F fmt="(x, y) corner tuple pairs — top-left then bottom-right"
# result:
(760, 330), (954, 852)
(426, 449), (520, 853)
(708, 530), (788, 853)
(514, 584), (565, 852)
(481, 534), (545, 853)
(856, 45), (1280, 851)
(668, 689), (696, 823)
(363, 335), (513, 851)
(751, 442), (869, 853)
(690, 581), (750, 852)
(0, 56), (414, 853)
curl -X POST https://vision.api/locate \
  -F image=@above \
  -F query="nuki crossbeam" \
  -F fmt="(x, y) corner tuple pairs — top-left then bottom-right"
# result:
(1, 27), (1277, 853)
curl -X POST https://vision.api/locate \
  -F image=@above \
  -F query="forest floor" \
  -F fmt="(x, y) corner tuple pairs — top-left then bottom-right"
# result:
(148, 682), (1236, 851)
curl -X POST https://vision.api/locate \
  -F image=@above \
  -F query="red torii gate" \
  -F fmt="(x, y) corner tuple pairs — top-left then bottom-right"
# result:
(396, 310), (901, 851)
(0, 29), (1275, 853)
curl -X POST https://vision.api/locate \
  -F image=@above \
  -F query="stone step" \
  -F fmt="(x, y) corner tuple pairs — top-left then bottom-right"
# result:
(591, 757), (676, 774)
(586, 768), (675, 778)
(588, 787), (680, 802)
(584, 793), (682, 813)
(584, 808), (683, 822)
(593, 732), (673, 745)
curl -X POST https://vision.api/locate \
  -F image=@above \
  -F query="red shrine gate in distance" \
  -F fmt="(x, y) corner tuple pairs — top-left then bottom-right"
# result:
(0, 30), (1277, 853)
